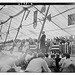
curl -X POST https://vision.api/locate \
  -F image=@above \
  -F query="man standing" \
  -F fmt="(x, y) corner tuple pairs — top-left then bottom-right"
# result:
(40, 31), (46, 53)
(60, 53), (72, 72)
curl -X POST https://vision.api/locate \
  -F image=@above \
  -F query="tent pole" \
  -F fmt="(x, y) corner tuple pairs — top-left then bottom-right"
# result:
(0, 23), (3, 32)
(37, 5), (50, 51)
(10, 10), (26, 53)
(14, 10), (26, 41)
(0, 23), (3, 39)
(4, 17), (12, 46)
(38, 5), (50, 41)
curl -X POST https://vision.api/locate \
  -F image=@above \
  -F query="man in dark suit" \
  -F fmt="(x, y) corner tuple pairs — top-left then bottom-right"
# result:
(40, 31), (46, 53)
(55, 54), (61, 72)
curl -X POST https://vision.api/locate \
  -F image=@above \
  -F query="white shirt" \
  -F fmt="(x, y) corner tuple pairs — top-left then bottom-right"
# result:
(59, 57), (66, 66)
(25, 58), (51, 73)
(61, 58), (72, 69)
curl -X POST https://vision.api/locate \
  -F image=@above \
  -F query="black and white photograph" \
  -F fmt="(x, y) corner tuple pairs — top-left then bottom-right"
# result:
(0, 2), (75, 73)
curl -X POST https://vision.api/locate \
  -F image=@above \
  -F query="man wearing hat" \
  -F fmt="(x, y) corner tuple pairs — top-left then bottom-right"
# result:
(40, 31), (46, 53)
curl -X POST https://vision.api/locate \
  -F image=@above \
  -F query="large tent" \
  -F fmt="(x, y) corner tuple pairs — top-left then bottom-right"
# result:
(0, 4), (75, 42)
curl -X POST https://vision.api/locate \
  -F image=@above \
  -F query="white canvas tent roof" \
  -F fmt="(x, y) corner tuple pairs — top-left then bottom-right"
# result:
(0, 4), (75, 42)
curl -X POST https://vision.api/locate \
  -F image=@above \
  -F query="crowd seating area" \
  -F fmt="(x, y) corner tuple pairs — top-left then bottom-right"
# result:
(0, 36), (75, 73)
(0, 51), (75, 73)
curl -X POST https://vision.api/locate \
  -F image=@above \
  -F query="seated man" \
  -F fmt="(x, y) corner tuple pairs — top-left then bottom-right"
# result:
(62, 63), (75, 72)
(44, 54), (56, 72)
(25, 53), (51, 73)
(59, 53), (66, 67)
(45, 54), (56, 67)
(60, 53), (72, 72)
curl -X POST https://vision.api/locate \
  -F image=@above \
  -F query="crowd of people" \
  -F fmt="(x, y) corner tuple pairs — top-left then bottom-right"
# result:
(0, 31), (75, 73)
(1, 31), (74, 54)
(0, 52), (75, 73)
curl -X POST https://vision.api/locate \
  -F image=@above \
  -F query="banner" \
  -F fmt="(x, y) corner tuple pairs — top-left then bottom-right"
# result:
(68, 13), (75, 25)
(33, 10), (38, 29)
(41, 5), (46, 13)
(47, 14), (51, 21)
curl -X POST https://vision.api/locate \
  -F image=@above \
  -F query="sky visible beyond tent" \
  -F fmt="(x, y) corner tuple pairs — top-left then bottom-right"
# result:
(0, 4), (75, 42)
